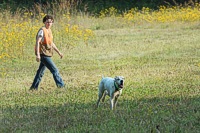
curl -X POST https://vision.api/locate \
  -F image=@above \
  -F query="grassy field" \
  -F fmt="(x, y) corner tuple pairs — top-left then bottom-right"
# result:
(1, 7), (200, 132)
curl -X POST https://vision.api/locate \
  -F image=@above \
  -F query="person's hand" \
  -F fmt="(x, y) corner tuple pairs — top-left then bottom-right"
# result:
(36, 55), (40, 62)
(59, 53), (63, 59)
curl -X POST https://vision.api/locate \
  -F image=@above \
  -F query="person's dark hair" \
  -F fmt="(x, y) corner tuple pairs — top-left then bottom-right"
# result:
(43, 15), (54, 23)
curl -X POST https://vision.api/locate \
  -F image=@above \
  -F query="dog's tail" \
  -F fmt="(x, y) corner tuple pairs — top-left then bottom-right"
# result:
(102, 75), (104, 79)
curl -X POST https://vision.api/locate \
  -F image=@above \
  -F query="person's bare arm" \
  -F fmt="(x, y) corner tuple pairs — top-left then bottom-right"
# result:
(35, 37), (42, 62)
(52, 43), (63, 59)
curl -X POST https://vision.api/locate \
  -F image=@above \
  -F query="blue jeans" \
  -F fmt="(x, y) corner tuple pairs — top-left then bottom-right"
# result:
(30, 55), (65, 90)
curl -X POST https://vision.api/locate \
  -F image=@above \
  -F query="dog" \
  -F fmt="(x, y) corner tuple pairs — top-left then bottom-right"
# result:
(97, 76), (124, 110)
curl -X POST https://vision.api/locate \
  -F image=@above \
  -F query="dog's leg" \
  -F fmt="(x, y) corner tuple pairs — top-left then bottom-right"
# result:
(113, 91), (121, 109)
(110, 95), (114, 110)
(102, 91), (106, 102)
(97, 91), (103, 108)
(97, 82), (104, 108)
(102, 90), (109, 102)
(114, 96), (119, 109)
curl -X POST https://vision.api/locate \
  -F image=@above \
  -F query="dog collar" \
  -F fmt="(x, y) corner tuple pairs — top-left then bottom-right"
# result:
(114, 81), (120, 91)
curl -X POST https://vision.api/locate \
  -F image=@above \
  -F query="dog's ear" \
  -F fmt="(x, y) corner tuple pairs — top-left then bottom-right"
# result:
(114, 76), (119, 80)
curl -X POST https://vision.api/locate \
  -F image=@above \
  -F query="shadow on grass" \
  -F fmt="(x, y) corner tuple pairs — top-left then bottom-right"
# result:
(1, 95), (200, 133)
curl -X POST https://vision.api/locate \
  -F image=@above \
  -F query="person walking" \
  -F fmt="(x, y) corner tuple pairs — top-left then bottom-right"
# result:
(30, 15), (65, 90)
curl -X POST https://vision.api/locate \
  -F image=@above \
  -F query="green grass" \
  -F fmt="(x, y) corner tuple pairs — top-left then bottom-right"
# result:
(1, 21), (200, 132)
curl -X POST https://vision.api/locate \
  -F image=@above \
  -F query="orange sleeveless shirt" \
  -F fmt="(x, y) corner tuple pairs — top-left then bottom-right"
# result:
(35, 27), (53, 56)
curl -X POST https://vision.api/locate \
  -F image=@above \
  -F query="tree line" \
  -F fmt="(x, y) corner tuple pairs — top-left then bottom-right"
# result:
(0, 0), (199, 13)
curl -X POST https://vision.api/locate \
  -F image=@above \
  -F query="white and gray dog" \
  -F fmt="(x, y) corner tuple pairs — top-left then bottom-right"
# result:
(97, 76), (125, 110)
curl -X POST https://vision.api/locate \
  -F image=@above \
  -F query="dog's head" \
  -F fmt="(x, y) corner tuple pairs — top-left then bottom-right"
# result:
(114, 76), (124, 89)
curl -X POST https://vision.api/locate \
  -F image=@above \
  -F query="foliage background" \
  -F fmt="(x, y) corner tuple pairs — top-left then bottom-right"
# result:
(1, 0), (200, 14)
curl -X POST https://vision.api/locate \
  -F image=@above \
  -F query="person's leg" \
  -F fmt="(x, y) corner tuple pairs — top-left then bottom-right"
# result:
(42, 56), (65, 88)
(30, 62), (46, 90)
